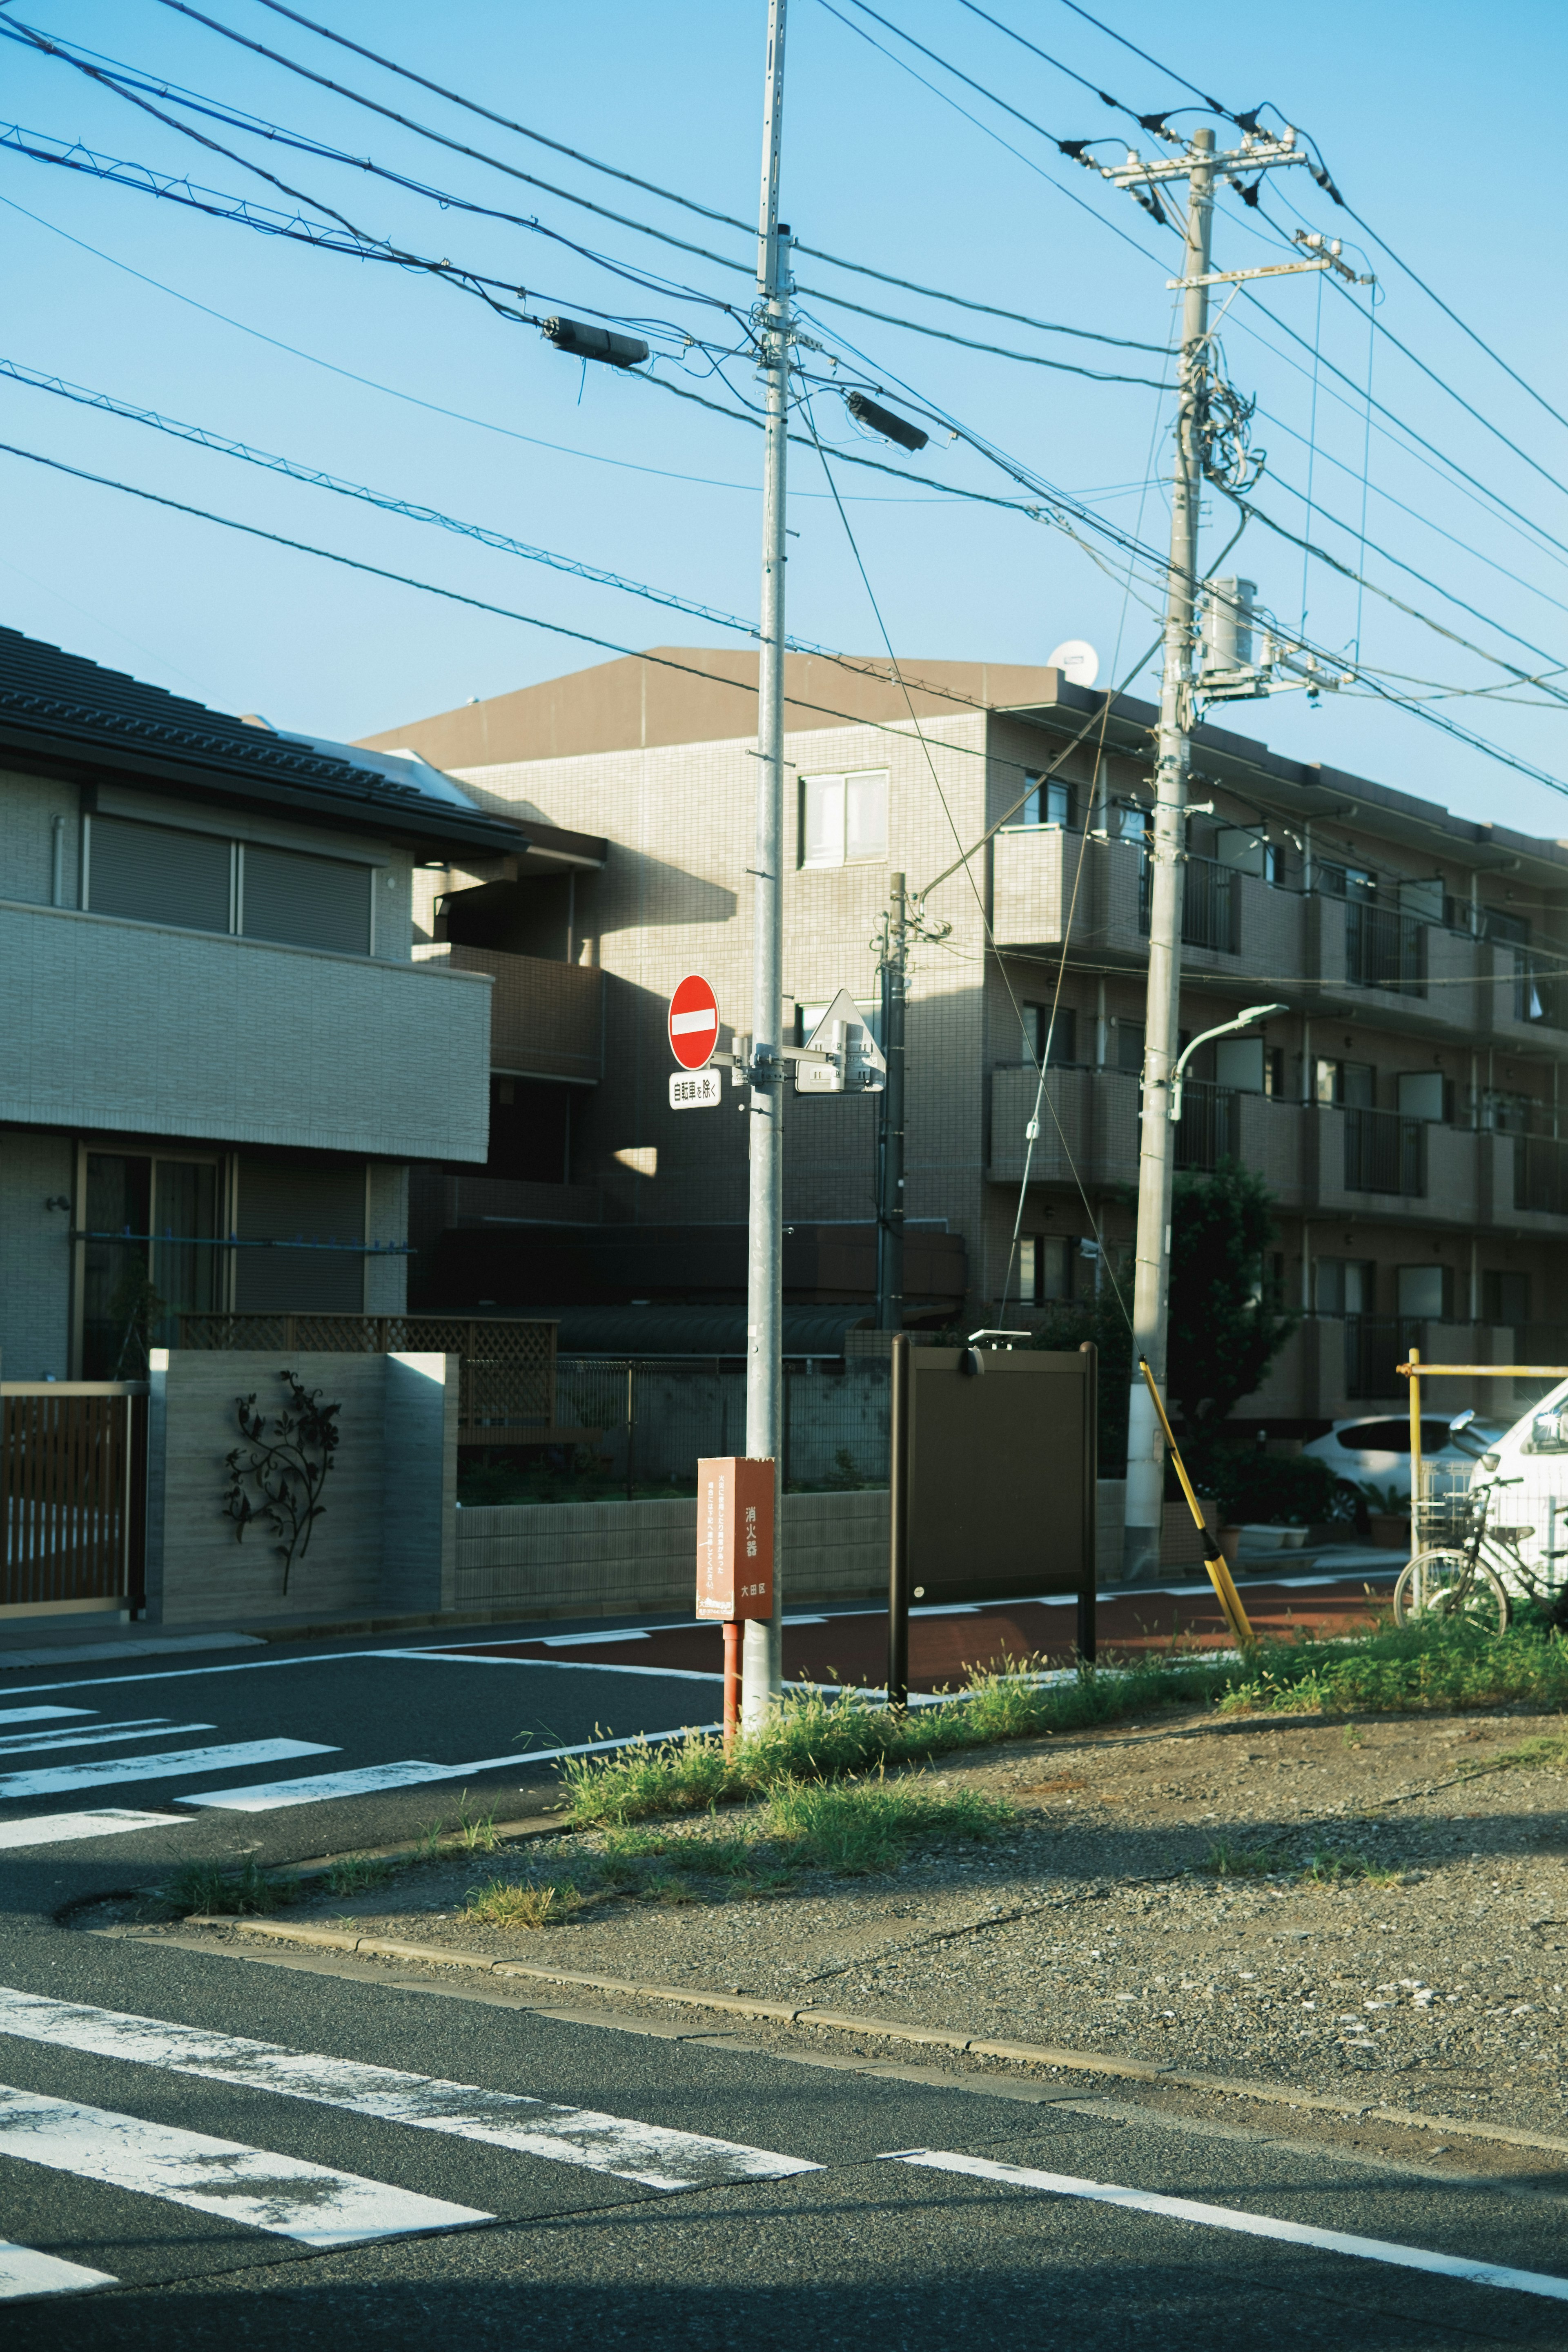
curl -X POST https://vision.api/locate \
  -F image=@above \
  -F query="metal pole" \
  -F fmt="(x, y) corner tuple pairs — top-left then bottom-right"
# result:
(887, 1331), (911, 1712)
(1407, 1345), (1422, 1553)
(1122, 127), (1217, 1582)
(876, 870), (907, 1332)
(1077, 1340), (1098, 1665)
(742, 0), (790, 1732)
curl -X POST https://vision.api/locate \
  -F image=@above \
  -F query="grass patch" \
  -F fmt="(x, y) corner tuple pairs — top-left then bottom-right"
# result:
(462, 1877), (584, 1929)
(323, 1853), (394, 1896)
(557, 1617), (1568, 1838)
(1200, 1840), (1286, 1879)
(1302, 1849), (1401, 1886)
(764, 1775), (1011, 1875)
(1459, 1733), (1568, 1779)
(164, 1857), (299, 1916)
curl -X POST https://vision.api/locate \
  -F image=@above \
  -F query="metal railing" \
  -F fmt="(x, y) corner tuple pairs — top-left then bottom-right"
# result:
(178, 1312), (558, 1441)
(1347, 903), (1425, 994)
(1139, 852), (1238, 954)
(1173, 1079), (1237, 1172)
(2, 1383), (147, 1610)
(537, 1357), (891, 1497)
(1344, 1107), (1425, 1196)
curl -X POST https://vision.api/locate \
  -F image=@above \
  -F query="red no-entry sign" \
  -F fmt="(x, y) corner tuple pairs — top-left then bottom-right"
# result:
(668, 972), (719, 1071)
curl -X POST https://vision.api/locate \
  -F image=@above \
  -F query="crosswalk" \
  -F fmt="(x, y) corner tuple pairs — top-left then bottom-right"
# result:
(0, 1982), (817, 2300)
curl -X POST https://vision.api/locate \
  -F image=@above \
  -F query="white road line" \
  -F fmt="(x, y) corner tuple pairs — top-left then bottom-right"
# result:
(0, 1810), (186, 1852)
(538, 1628), (650, 1647)
(0, 2238), (118, 2299)
(887, 2150), (1568, 2305)
(0, 1707), (95, 1726)
(0, 2082), (488, 2246)
(385, 1650), (727, 1684)
(0, 1987), (820, 2192)
(0, 1719), (207, 1760)
(178, 1722), (724, 1808)
(0, 1740), (335, 1804)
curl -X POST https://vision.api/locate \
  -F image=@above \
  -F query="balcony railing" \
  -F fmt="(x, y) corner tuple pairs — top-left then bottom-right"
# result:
(1173, 1079), (1236, 1173)
(1344, 1107), (1425, 1196)
(1347, 903), (1425, 995)
(1515, 1133), (1568, 1215)
(1138, 853), (1238, 954)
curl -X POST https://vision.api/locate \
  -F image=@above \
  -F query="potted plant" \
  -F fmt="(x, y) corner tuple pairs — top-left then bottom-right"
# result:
(1359, 1478), (1411, 1552)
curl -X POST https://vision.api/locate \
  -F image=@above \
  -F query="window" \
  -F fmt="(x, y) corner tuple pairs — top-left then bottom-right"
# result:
(80, 1149), (223, 1376)
(86, 814), (376, 955)
(800, 770), (887, 867)
(1483, 1270), (1530, 1325)
(1396, 1071), (1447, 1123)
(1317, 861), (1375, 900)
(1263, 1047), (1286, 1098)
(1116, 802), (1149, 844)
(1315, 1058), (1374, 1108)
(1017, 1235), (1075, 1303)
(1016, 774), (1072, 828)
(87, 815), (231, 934)
(242, 844), (371, 955)
(1396, 1264), (1451, 1320)
(1315, 1258), (1376, 1316)
(1019, 1003), (1076, 1067)
(234, 1158), (365, 1314)
(1214, 1038), (1264, 1093)
(1116, 1019), (1145, 1075)
(1399, 877), (1444, 924)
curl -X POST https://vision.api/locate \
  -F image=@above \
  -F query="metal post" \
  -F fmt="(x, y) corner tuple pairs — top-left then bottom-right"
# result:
(1077, 1341), (1098, 1665)
(1122, 127), (1217, 1581)
(887, 1331), (911, 1712)
(625, 1361), (635, 1503)
(1408, 1345), (1422, 1552)
(876, 870), (907, 1333)
(722, 1620), (741, 1755)
(742, 0), (790, 1732)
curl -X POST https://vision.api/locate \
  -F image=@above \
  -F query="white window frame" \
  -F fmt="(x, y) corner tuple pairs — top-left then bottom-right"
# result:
(799, 769), (888, 869)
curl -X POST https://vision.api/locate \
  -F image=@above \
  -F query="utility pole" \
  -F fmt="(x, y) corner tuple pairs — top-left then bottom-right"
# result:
(875, 869), (906, 1332)
(1120, 127), (1216, 1583)
(1104, 121), (1316, 1579)
(742, 0), (790, 1731)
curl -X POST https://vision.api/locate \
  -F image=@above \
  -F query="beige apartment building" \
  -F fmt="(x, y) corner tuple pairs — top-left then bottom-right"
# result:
(365, 647), (1568, 1423)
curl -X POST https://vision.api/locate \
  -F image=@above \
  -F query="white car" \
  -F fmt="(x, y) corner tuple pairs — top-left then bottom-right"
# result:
(1301, 1414), (1507, 1519)
(1448, 1386), (1568, 1591)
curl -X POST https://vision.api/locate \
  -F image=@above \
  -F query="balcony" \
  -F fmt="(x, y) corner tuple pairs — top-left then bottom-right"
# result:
(1346, 902), (1425, 995)
(1515, 1133), (1568, 1217)
(1138, 852), (1238, 954)
(0, 897), (491, 1160)
(987, 1065), (1139, 1187)
(1344, 1106), (1426, 1196)
(442, 946), (604, 1082)
(1172, 1078), (1236, 1172)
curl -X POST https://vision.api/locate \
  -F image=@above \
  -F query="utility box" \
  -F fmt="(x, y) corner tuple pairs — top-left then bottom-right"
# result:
(904, 1348), (1095, 1607)
(695, 1455), (775, 1620)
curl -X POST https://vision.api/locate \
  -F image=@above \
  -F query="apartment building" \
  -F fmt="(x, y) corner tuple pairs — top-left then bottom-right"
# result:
(0, 625), (542, 1379)
(363, 646), (1568, 1419)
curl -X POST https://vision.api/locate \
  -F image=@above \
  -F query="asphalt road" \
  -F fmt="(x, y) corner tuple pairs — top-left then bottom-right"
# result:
(3, 1611), (1566, 2345)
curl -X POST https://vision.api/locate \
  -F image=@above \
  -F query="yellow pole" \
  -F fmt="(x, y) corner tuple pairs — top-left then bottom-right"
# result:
(1407, 1345), (1422, 1557)
(1136, 1357), (1255, 1648)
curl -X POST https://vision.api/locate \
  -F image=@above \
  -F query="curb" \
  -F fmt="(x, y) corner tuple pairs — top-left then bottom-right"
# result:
(184, 1915), (1568, 2160)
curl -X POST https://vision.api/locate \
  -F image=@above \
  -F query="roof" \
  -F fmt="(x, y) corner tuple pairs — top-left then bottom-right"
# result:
(548, 1303), (873, 1359)
(0, 626), (528, 859)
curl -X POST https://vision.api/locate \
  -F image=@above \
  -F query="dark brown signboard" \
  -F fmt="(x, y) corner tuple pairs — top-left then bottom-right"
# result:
(904, 1348), (1095, 1607)
(695, 1455), (775, 1621)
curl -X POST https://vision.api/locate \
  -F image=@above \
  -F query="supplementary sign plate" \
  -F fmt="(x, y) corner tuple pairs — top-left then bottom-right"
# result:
(670, 1069), (724, 1109)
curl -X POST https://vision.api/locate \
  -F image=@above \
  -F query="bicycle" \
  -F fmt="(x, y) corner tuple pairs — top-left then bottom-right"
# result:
(1394, 1460), (1563, 1635)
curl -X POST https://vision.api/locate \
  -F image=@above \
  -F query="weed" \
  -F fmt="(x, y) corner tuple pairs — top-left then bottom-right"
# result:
(1465, 1734), (1568, 1778)
(765, 1773), (1011, 1875)
(163, 1856), (298, 1916)
(462, 1878), (583, 1929)
(644, 1875), (697, 1904)
(1199, 1841), (1285, 1879)
(323, 1853), (394, 1897)
(1302, 1849), (1400, 1886)
(454, 1792), (501, 1855)
(599, 1824), (674, 1861)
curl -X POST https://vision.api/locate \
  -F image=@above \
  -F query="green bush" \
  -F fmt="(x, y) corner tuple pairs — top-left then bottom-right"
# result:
(1202, 1448), (1338, 1527)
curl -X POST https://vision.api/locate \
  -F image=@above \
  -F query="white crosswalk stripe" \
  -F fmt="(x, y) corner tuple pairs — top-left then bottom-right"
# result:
(0, 1810), (186, 1853)
(0, 1707), (95, 1727)
(0, 2237), (118, 2300)
(0, 1719), (211, 1760)
(0, 1740), (335, 1804)
(0, 2083), (490, 2246)
(0, 1986), (819, 2191)
(887, 2151), (1568, 2305)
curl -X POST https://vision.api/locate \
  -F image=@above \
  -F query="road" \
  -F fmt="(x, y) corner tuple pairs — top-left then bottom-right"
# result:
(5, 1590), (1563, 2346)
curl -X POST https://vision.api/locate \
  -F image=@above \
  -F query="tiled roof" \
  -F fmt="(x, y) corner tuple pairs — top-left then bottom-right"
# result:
(0, 626), (523, 849)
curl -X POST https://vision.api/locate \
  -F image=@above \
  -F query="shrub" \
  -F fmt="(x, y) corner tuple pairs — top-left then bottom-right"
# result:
(1203, 1448), (1338, 1528)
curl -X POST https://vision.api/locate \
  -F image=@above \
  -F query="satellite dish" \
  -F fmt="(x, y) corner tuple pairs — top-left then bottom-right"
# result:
(1048, 638), (1100, 689)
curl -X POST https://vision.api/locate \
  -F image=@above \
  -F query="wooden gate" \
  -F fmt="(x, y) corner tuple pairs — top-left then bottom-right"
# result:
(1, 1384), (147, 1612)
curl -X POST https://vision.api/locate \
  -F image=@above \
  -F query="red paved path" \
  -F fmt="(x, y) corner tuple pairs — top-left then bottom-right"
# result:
(441, 1570), (1399, 1694)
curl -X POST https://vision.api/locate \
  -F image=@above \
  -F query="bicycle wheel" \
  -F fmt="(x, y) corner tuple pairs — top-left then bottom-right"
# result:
(1394, 1547), (1510, 1635)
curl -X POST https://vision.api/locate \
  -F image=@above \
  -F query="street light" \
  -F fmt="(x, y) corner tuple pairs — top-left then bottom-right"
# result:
(1168, 1003), (1288, 1121)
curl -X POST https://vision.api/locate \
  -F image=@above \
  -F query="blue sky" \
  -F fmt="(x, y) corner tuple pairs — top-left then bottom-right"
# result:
(2, 0), (1564, 836)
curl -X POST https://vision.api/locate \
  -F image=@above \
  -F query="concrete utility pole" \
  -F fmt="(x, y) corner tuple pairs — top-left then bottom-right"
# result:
(875, 870), (907, 1332)
(742, 0), (790, 1730)
(1121, 128), (1217, 1582)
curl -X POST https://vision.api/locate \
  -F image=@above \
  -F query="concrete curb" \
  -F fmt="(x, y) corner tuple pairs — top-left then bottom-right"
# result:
(185, 1915), (1568, 2160)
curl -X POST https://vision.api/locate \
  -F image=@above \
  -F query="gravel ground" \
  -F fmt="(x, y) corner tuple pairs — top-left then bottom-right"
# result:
(163, 1705), (1568, 2138)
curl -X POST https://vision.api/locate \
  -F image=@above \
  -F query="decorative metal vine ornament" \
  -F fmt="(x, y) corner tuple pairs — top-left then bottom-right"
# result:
(223, 1370), (341, 1593)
